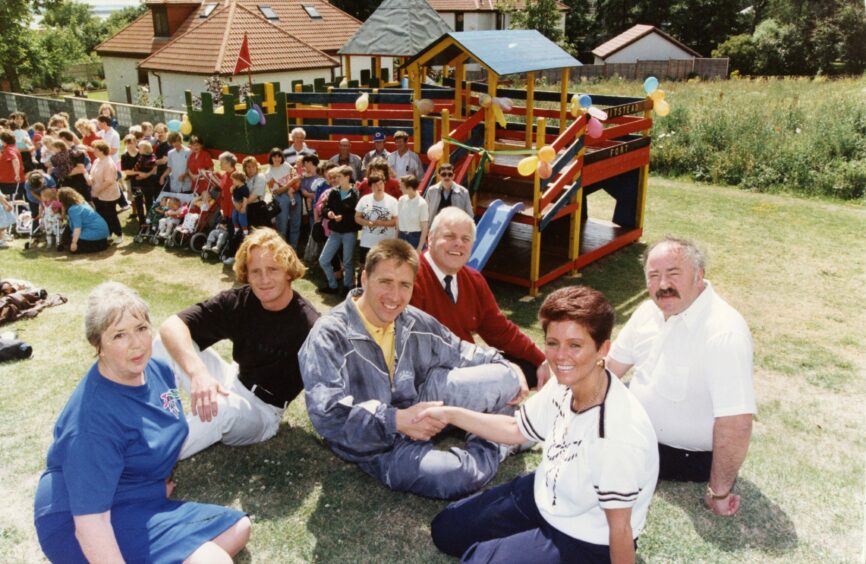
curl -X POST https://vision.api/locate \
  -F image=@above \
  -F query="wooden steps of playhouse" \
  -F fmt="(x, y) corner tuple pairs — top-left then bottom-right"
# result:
(480, 219), (642, 289)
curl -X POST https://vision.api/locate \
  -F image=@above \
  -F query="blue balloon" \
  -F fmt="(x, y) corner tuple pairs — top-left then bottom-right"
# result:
(579, 94), (592, 109)
(643, 76), (659, 95)
(167, 119), (181, 133)
(246, 108), (260, 125)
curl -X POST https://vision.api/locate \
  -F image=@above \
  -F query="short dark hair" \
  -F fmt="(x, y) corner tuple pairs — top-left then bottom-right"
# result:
(400, 175), (419, 190)
(97, 115), (112, 125)
(301, 154), (320, 167)
(364, 239), (419, 277)
(537, 285), (614, 349)
(268, 147), (284, 165)
(367, 172), (384, 185)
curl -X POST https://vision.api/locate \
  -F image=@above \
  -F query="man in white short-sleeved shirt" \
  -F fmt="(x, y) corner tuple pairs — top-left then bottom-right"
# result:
(386, 130), (423, 179)
(607, 237), (756, 517)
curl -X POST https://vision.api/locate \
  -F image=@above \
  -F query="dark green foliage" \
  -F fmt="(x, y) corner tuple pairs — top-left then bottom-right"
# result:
(326, 0), (380, 22)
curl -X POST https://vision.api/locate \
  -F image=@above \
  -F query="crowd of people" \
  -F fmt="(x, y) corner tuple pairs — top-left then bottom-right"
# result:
(8, 108), (757, 562)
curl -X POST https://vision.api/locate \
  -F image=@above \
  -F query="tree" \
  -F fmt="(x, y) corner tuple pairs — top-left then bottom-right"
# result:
(712, 33), (757, 74)
(103, 3), (147, 38)
(0, 0), (60, 91)
(501, 0), (564, 43)
(325, 0), (380, 22)
(41, 0), (105, 53)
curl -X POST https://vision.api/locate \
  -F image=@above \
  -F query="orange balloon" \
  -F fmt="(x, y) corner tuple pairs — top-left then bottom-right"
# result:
(538, 145), (556, 164)
(538, 160), (553, 179)
(426, 141), (444, 162)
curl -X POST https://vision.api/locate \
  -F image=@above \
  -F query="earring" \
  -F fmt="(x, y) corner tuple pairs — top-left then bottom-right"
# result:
(596, 358), (605, 368)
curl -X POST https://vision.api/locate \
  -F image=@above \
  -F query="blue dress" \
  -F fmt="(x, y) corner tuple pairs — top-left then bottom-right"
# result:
(34, 358), (246, 563)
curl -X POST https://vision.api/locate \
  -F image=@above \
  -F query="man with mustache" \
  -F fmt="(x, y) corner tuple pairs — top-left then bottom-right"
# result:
(607, 237), (756, 517)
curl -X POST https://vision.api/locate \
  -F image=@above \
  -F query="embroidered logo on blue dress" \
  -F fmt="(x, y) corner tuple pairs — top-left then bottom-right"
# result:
(160, 389), (182, 419)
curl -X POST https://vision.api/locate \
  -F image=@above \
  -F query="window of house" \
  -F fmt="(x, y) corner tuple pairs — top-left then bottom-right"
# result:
(199, 3), (217, 18)
(455, 12), (464, 32)
(259, 5), (279, 20)
(152, 6), (169, 37)
(302, 5), (322, 19)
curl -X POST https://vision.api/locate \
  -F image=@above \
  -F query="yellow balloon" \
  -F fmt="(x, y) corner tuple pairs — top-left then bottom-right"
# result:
(517, 155), (539, 176)
(650, 89), (666, 102)
(538, 145), (556, 164)
(339, 78), (349, 89)
(571, 93), (579, 106)
(570, 100), (580, 118)
(180, 119), (192, 136)
(415, 98), (435, 115)
(654, 99), (670, 117)
(355, 93), (369, 112)
(479, 94), (493, 108)
(493, 104), (507, 128)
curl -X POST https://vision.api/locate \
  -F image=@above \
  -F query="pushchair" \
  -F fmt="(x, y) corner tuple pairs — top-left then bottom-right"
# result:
(169, 200), (218, 252)
(134, 190), (195, 245)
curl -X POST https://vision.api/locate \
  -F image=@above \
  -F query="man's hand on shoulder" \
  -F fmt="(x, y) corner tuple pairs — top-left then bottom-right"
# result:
(396, 401), (446, 441)
(535, 361), (551, 390)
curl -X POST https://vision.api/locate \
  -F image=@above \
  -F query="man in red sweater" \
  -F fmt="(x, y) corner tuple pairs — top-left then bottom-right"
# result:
(410, 208), (550, 388)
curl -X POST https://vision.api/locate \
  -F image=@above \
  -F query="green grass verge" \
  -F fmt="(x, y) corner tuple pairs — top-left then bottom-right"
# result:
(1, 177), (864, 562)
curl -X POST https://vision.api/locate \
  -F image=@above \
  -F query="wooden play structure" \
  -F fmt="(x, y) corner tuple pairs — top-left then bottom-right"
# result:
(186, 30), (656, 295)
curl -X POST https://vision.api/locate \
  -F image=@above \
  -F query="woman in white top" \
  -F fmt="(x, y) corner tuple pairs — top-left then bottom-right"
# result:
(396, 174), (428, 253)
(89, 140), (123, 242)
(264, 147), (296, 240)
(242, 156), (269, 228)
(419, 286), (659, 563)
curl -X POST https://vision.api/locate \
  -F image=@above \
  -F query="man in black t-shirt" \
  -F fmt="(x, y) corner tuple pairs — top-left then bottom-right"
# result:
(153, 228), (319, 459)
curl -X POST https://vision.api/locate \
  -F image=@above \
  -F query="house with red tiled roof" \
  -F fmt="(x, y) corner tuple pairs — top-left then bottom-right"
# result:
(592, 24), (700, 65)
(96, 0), (361, 109)
(426, 0), (566, 35)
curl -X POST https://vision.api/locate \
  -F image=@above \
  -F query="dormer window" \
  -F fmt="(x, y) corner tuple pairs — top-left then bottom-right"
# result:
(302, 5), (322, 19)
(152, 6), (169, 37)
(259, 5), (279, 20)
(199, 3), (216, 18)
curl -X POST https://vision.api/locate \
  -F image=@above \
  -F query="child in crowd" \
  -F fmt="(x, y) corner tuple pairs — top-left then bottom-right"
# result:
(230, 171), (250, 236)
(0, 191), (14, 249)
(161, 132), (191, 192)
(120, 136), (142, 220)
(397, 174), (429, 253)
(135, 140), (159, 224)
(38, 187), (63, 249)
(141, 122), (155, 145)
(202, 216), (229, 254)
(157, 196), (186, 239)
(152, 123), (171, 180)
(354, 171), (399, 285)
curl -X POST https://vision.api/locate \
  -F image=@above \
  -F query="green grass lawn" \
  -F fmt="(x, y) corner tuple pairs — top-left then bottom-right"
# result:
(86, 90), (109, 101)
(1, 177), (864, 562)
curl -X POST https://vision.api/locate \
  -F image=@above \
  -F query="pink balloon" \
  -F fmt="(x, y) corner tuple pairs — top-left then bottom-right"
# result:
(538, 160), (553, 179)
(587, 117), (603, 138)
(427, 141), (444, 162)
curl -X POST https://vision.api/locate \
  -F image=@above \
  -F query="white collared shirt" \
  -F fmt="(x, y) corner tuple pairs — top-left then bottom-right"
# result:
(424, 251), (458, 302)
(609, 280), (756, 451)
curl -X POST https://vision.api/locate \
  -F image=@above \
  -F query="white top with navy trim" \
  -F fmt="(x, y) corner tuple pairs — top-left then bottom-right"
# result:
(516, 371), (659, 545)
(608, 280), (756, 451)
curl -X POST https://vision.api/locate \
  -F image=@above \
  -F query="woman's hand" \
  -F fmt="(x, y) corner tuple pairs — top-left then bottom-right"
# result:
(70, 241), (78, 252)
(73, 512), (124, 563)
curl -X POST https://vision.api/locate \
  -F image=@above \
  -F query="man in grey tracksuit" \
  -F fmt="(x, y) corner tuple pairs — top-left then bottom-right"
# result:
(299, 239), (526, 499)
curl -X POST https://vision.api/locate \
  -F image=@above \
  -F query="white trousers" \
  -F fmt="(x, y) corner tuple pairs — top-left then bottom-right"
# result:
(151, 338), (284, 460)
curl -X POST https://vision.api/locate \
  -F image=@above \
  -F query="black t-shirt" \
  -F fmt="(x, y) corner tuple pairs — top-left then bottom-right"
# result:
(177, 286), (319, 405)
(154, 140), (171, 179)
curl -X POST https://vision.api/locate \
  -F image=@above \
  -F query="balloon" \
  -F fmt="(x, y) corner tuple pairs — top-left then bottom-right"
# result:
(570, 100), (580, 118)
(493, 104), (507, 128)
(538, 145), (556, 164)
(579, 94), (592, 108)
(167, 119), (181, 133)
(426, 141), (444, 162)
(415, 98), (435, 115)
(179, 118), (192, 136)
(495, 97), (513, 111)
(650, 89), (665, 102)
(587, 117), (603, 138)
(253, 104), (266, 126)
(517, 155), (539, 176)
(587, 106), (608, 121)
(571, 93), (579, 105)
(479, 94), (493, 108)
(538, 160), (553, 179)
(355, 93), (369, 112)
(643, 76), (659, 95)
(339, 78), (349, 88)
(654, 99), (671, 117)
(246, 108), (259, 125)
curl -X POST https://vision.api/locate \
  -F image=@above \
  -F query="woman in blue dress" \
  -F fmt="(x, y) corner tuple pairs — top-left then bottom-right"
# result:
(34, 282), (251, 563)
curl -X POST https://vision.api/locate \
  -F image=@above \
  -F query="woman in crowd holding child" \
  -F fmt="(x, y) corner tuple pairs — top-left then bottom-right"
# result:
(89, 140), (123, 244)
(57, 187), (109, 254)
(421, 286), (659, 563)
(33, 281), (250, 563)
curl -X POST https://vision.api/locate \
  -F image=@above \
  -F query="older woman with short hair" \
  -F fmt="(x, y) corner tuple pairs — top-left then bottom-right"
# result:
(423, 286), (659, 563)
(34, 282), (251, 563)
(242, 155), (269, 228)
(57, 187), (109, 254)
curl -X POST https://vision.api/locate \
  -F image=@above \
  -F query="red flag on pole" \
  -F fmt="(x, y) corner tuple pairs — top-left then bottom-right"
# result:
(234, 32), (252, 75)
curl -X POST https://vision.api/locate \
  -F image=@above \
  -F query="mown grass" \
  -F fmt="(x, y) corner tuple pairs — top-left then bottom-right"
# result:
(1, 176), (864, 562)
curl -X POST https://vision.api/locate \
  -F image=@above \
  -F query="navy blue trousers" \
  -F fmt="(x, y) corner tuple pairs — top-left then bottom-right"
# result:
(431, 472), (612, 563)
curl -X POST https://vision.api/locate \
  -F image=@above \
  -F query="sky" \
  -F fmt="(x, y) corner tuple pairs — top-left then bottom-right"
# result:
(79, 0), (144, 19)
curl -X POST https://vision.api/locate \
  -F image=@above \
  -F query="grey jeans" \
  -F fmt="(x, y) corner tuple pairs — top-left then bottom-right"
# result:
(358, 363), (520, 500)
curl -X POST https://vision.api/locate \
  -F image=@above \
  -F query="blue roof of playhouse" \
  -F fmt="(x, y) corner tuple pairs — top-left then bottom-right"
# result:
(405, 30), (581, 76)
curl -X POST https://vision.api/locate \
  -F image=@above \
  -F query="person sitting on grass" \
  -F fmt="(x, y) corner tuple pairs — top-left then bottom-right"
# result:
(606, 237), (756, 517)
(154, 228), (319, 459)
(299, 239), (528, 500)
(34, 282), (251, 563)
(57, 187), (109, 254)
(423, 285), (659, 563)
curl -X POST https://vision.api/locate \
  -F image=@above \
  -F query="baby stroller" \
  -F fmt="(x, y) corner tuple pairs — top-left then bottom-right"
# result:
(199, 214), (233, 262)
(170, 201), (218, 252)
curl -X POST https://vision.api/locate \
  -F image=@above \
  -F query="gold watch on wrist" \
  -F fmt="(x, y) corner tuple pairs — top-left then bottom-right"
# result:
(705, 484), (731, 500)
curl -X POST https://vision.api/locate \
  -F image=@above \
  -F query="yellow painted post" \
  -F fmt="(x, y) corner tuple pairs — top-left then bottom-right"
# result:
(569, 116), (588, 270)
(525, 72), (535, 149)
(411, 65), (422, 153)
(370, 87), (379, 131)
(530, 117), (546, 297)
(559, 67), (570, 135)
(636, 103), (652, 229)
(294, 83), (303, 126)
(344, 55), (352, 82)
(484, 75), (498, 171)
(263, 82), (276, 114)
(441, 109), (450, 173)
(327, 86), (334, 128)
(374, 56), (382, 84)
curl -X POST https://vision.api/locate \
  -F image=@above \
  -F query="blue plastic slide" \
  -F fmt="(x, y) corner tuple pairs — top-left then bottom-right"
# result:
(467, 199), (525, 272)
